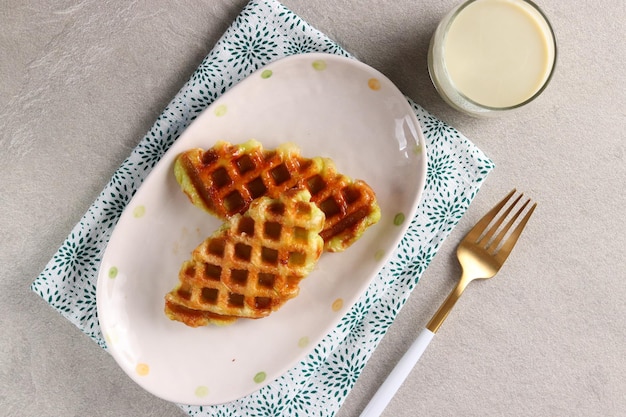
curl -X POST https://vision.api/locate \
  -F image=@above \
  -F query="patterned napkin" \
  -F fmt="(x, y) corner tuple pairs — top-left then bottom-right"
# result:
(31, 0), (494, 415)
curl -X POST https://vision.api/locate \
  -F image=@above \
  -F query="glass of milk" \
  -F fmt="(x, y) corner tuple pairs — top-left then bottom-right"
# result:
(428, 0), (556, 116)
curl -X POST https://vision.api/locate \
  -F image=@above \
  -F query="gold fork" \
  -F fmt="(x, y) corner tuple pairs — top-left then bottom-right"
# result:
(360, 189), (536, 417)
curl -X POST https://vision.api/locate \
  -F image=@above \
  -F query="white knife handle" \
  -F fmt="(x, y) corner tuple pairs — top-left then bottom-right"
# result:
(359, 328), (435, 417)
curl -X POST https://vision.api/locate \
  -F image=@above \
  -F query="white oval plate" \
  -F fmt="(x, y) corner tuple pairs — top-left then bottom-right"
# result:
(96, 53), (427, 406)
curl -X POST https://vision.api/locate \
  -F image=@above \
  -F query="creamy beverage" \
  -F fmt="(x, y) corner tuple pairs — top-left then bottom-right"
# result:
(428, 0), (556, 115)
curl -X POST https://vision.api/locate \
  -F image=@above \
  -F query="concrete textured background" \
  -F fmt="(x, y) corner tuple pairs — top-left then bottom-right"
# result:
(1, 1), (624, 416)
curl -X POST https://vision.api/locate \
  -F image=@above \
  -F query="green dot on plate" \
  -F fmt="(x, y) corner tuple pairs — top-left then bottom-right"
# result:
(108, 267), (118, 279)
(312, 60), (326, 71)
(261, 69), (273, 79)
(195, 386), (209, 397)
(214, 104), (227, 116)
(393, 213), (405, 226)
(298, 336), (309, 348)
(253, 371), (266, 383)
(133, 205), (145, 218)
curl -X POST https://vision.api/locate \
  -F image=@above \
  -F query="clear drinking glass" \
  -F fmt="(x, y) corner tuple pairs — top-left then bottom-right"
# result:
(428, 0), (557, 117)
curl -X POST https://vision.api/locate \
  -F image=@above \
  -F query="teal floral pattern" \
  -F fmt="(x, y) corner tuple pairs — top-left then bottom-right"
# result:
(31, 0), (494, 415)
(226, 21), (279, 73)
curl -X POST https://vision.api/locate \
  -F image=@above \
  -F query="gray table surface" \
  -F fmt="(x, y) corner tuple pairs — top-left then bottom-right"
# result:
(2, 1), (625, 416)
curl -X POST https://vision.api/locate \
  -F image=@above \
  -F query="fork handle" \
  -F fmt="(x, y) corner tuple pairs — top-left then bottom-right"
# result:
(359, 328), (435, 417)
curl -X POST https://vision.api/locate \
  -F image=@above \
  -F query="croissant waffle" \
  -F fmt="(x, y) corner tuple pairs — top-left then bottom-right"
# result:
(174, 140), (381, 252)
(165, 188), (325, 327)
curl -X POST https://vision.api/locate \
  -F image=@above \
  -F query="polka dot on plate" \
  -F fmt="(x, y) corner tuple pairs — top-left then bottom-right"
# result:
(312, 60), (327, 71)
(368, 78), (381, 90)
(104, 329), (119, 346)
(261, 69), (273, 79)
(133, 205), (145, 218)
(332, 298), (344, 312)
(298, 336), (309, 348)
(195, 386), (209, 398)
(135, 363), (150, 376)
(108, 266), (118, 279)
(214, 104), (227, 117)
(253, 371), (266, 383)
(393, 212), (406, 226)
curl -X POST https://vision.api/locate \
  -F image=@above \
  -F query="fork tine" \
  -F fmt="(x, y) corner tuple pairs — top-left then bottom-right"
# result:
(494, 201), (537, 263)
(478, 193), (523, 246)
(464, 189), (516, 243)
(486, 198), (531, 251)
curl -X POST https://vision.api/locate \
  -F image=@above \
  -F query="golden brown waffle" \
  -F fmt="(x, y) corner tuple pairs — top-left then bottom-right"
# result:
(164, 300), (238, 327)
(165, 188), (325, 326)
(174, 140), (381, 252)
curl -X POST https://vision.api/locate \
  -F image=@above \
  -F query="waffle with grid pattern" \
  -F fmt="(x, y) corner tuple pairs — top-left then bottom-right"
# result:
(174, 140), (380, 252)
(164, 188), (325, 326)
